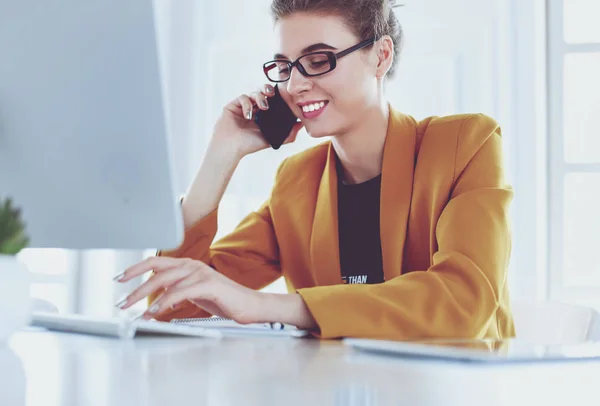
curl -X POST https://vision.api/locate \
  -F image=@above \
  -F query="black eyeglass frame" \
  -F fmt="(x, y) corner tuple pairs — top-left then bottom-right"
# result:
(262, 37), (377, 83)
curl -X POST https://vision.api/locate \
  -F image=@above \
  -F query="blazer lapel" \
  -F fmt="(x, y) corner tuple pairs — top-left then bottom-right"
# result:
(309, 106), (417, 286)
(380, 107), (417, 280)
(310, 144), (341, 286)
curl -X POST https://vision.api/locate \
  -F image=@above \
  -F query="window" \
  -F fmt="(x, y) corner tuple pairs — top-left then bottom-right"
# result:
(17, 249), (76, 314)
(17, 249), (150, 317)
(563, 0), (600, 43)
(547, 0), (600, 307)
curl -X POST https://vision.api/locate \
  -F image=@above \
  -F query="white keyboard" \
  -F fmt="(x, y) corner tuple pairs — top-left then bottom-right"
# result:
(29, 312), (222, 339)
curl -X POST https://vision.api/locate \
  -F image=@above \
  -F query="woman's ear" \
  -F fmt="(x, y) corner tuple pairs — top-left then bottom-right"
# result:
(375, 35), (394, 79)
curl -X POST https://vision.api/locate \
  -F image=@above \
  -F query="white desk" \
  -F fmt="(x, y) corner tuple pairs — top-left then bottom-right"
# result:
(2, 330), (600, 406)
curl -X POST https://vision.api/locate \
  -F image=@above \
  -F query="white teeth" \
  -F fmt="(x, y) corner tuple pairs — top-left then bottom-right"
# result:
(302, 101), (326, 113)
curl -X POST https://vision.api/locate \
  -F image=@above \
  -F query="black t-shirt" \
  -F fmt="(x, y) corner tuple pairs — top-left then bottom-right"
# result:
(337, 164), (385, 285)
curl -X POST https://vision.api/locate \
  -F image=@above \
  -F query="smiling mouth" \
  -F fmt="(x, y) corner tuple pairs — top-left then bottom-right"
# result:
(300, 101), (327, 113)
(298, 101), (328, 119)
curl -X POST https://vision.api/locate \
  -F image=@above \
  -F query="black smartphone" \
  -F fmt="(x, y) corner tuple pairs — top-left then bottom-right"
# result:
(254, 85), (299, 150)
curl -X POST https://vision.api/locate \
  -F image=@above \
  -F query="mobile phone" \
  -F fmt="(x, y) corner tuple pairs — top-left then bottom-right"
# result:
(254, 85), (299, 150)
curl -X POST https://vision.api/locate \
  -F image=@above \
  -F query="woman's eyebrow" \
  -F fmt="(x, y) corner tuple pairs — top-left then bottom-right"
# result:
(273, 42), (337, 60)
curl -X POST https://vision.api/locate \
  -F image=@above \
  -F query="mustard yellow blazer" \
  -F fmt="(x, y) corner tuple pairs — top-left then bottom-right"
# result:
(152, 106), (515, 341)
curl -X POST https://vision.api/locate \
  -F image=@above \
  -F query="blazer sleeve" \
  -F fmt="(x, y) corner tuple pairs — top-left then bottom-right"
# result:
(297, 117), (514, 340)
(148, 164), (286, 321)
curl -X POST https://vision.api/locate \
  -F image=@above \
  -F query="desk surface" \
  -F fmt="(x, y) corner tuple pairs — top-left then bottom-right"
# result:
(2, 330), (600, 406)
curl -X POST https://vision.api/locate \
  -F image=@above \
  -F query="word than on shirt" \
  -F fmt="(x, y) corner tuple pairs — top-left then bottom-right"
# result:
(342, 275), (368, 284)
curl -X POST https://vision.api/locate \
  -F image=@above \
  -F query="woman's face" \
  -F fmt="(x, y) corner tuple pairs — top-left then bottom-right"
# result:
(273, 13), (381, 138)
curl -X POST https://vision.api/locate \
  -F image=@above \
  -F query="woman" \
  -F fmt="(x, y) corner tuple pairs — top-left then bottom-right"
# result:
(114, 0), (514, 340)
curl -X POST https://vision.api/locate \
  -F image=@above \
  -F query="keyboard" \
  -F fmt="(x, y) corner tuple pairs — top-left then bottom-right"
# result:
(29, 312), (222, 339)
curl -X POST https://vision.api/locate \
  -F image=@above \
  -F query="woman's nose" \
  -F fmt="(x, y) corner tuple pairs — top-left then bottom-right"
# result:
(285, 65), (312, 96)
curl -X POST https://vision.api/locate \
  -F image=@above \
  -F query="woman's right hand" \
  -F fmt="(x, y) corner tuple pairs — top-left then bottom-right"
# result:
(180, 85), (303, 228)
(211, 84), (304, 159)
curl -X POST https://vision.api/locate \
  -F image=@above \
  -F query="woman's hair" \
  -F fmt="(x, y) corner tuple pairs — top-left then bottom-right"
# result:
(270, 0), (404, 78)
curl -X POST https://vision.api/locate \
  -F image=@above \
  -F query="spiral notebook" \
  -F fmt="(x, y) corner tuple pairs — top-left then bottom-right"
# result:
(170, 317), (311, 338)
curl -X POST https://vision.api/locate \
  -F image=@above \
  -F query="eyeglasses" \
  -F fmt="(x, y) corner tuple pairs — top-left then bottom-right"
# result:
(262, 37), (376, 83)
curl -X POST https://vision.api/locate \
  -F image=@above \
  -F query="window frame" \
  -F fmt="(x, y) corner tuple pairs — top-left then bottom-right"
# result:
(547, 0), (600, 302)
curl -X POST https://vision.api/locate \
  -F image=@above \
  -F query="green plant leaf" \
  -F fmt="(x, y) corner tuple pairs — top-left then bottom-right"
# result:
(0, 197), (30, 255)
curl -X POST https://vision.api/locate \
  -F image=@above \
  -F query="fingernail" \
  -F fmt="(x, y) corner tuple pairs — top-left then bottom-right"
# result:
(260, 100), (268, 109)
(113, 272), (125, 282)
(266, 85), (274, 94)
(115, 298), (128, 308)
(148, 303), (160, 314)
(246, 109), (253, 120)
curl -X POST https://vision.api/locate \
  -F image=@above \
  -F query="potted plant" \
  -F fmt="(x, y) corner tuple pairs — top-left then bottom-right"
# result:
(0, 197), (32, 344)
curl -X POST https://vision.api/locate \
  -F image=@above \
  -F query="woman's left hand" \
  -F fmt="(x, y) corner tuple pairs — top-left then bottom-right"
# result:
(115, 257), (267, 324)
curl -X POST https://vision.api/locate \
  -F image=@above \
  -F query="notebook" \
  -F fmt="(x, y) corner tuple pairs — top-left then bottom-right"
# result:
(170, 317), (311, 338)
(29, 312), (222, 339)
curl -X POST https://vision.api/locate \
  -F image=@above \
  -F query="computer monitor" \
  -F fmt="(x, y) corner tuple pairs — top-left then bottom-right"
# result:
(0, 0), (184, 249)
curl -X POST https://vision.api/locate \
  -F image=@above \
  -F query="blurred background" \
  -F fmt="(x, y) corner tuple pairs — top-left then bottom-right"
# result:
(17, 0), (600, 318)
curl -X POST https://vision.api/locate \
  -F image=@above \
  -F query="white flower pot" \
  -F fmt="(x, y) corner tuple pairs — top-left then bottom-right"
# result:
(0, 254), (32, 344)
(0, 347), (26, 404)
